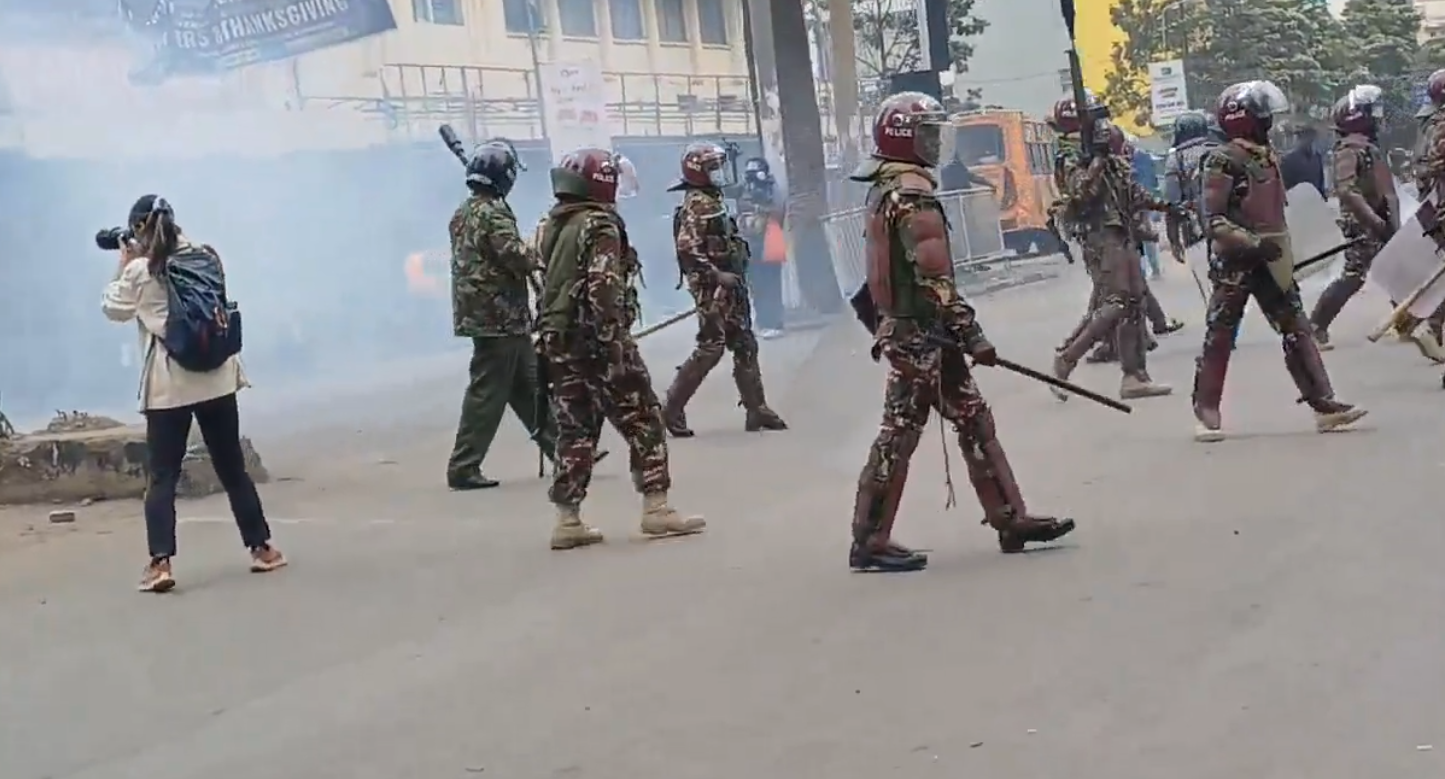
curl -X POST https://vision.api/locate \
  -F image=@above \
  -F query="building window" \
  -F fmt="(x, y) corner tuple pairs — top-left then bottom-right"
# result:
(557, 0), (597, 36)
(697, 0), (727, 45)
(609, 0), (646, 40)
(413, 0), (463, 25)
(503, 0), (541, 33)
(655, 0), (687, 42)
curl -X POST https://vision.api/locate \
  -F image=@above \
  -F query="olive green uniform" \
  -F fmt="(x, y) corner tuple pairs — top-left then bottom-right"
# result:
(446, 192), (556, 488)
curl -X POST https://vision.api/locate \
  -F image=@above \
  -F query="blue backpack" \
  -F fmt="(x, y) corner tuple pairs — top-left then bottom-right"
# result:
(159, 246), (242, 372)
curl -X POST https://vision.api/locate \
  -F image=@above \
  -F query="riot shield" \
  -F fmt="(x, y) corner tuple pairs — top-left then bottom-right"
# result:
(1368, 194), (1445, 319)
(1285, 183), (1345, 283)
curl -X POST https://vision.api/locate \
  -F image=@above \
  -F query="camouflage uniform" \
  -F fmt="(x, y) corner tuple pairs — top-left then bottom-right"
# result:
(1052, 137), (1175, 364)
(1309, 132), (1397, 348)
(1052, 145), (1173, 399)
(849, 159), (1076, 571)
(1191, 137), (1366, 440)
(662, 187), (787, 436)
(1398, 105), (1445, 350)
(535, 197), (704, 548)
(534, 209), (643, 447)
(1051, 132), (1105, 354)
(445, 193), (555, 489)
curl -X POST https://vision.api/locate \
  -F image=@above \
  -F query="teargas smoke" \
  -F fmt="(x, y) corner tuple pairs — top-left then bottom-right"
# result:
(0, 4), (769, 424)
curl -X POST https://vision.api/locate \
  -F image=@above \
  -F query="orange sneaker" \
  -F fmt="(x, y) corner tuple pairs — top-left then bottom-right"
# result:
(138, 558), (176, 593)
(249, 544), (288, 573)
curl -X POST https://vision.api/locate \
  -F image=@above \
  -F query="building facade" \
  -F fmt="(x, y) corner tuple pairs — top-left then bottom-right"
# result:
(0, 0), (755, 156)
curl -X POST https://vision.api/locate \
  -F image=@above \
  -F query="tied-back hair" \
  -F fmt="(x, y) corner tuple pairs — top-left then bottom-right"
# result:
(128, 194), (180, 277)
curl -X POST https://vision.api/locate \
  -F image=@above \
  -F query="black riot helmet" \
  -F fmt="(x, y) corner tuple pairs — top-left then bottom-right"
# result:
(1172, 111), (1210, 145)
(465, 138), (525, 197)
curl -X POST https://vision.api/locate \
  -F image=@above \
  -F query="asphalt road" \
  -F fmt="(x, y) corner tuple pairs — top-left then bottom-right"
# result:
(3, 264), (1444, 779)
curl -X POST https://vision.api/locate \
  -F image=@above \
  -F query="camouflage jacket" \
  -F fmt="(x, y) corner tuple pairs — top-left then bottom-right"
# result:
(1333, 133), (1393, 234)
(1414, 108), (1445, 199)
(535, 207), (643, 329)
(865, 161), (989, 353)
(448, 194), (535, 338)
(1200, 138), (1286, 253)
(1050, 133), (1085, 236)
(1068, 153), (1165, 233)
(674, 188), (747, 287)
(535, 201), (634, 357)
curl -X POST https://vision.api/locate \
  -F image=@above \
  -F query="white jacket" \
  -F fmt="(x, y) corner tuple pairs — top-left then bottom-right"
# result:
(101, 252), (248, 412)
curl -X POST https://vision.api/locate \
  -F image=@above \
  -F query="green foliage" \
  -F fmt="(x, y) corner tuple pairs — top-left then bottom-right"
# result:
(1418, 36), (1445, 71)
(834, 0), (989, 79)
(1102, 0), (1194, 127)
(1107, 0), (1421, 130)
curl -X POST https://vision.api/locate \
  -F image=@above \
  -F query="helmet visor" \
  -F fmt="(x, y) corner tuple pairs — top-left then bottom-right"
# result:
(1241, 80), (1290, 116)
(916, 116), (956, 167)
(1348, 84), (1385, 118)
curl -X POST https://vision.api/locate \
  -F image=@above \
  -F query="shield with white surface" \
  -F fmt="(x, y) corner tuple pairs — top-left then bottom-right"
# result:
(1285, 184), (1345, 282)
(1368, 194), (1445, 318)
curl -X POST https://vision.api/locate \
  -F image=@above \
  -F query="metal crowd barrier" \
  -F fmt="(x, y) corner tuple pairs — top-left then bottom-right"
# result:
(799, 186), (1006, 305)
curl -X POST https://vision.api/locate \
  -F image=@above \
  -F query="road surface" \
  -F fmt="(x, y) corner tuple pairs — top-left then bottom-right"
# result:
(3, 266), (1444, 779)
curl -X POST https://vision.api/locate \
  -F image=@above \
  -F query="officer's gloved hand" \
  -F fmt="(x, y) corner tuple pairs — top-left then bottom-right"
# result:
(970, 343), (999, 367)
(1249, 241), (1283, 265)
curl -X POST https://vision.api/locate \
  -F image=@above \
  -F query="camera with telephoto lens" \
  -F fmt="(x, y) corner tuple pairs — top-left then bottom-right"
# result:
(94, 227), (135, 251)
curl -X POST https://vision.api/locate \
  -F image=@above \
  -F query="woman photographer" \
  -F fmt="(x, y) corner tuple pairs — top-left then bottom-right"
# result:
(101, 194), (284, 593)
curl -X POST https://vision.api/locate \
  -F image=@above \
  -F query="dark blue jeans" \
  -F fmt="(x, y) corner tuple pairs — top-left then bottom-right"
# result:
(143, 392), (270, 558)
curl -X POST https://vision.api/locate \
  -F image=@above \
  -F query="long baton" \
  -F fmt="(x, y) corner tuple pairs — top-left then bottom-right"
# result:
(633, 307), (697, 339)
(1188, 263), (1210, 305)
(1367, 262), (1445, 342)
(1291, 236), (1365, 274)
(994, 357), (1133, 413)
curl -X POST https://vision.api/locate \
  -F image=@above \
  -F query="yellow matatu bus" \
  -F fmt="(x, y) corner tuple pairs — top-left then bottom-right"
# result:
(951, 109), (1064, 256)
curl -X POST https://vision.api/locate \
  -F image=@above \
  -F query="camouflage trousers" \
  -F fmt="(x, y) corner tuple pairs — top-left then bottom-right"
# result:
(854, 324), (1030, 543)
(1056, 227), (1152, 377)
(1310, 228), (1382, 334)
(1060, 275), (1170, 355)
(547, 340), (671, 507)
(1193, 265), (1336, 413)
(665, 281), (772, 417)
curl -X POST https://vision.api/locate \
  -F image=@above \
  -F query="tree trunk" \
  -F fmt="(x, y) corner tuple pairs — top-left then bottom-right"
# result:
(767, 0), (843, 313)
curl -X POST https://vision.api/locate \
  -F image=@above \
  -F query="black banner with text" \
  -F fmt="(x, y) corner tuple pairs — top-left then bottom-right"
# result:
(130, 0), (397, 82)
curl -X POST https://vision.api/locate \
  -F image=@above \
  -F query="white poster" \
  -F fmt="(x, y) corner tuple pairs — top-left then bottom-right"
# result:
(540, 61), (611, 164)
(1148, 59), (1189, 126)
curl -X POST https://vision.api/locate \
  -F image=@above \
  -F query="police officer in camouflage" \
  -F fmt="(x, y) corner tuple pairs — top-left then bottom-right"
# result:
(445, 141), (557, 490)
(849, 92), (1076, 572)
(1190, 80), (1367, 443)
(536, 148), (705, 549)
(662, 142), (787, 437)
(1309, 86), (1399, 351)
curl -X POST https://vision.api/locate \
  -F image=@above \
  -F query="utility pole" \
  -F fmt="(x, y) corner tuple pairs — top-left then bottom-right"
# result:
(828, 0), (861, 169)
(526, 1), (551, 147)
(740, 0), (764, 143)
(744, 0), (782, 176)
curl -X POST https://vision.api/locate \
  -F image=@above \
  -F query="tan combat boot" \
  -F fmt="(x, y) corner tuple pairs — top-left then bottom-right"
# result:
(1120, 373), (1172, 399)
(639, 492), (706, 539)
(1312, 400), (1368, 433)
(550, 504), (605, 550)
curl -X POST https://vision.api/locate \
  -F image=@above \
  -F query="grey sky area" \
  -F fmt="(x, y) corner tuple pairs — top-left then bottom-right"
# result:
(958, 0), (1073, 114)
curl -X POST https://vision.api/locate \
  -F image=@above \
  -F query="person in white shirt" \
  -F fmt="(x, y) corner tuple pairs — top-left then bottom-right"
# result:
(101, 194), (285, 593)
